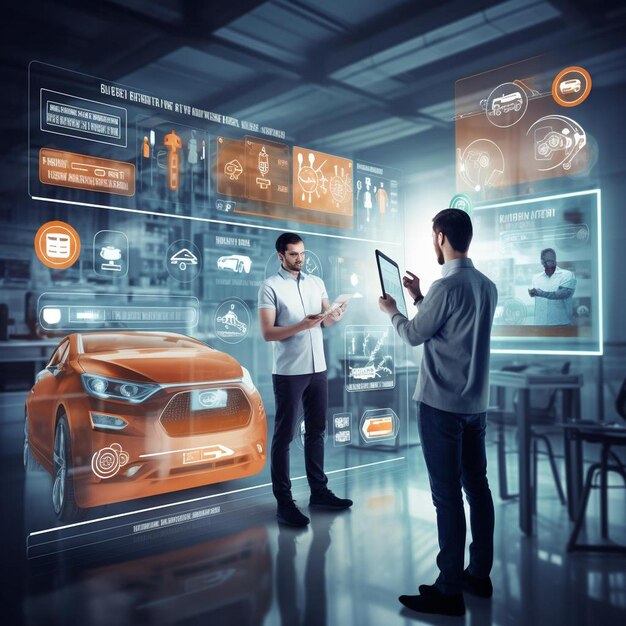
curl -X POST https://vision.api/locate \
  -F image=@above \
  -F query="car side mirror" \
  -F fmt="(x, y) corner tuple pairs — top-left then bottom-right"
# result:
(47, 363), (65, 377)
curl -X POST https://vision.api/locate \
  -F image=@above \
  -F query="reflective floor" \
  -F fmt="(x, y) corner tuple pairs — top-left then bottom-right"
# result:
(2, 422), (625, 625)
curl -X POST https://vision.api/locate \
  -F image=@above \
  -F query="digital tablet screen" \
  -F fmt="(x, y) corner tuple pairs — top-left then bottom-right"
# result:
(376, 250), (408, 318)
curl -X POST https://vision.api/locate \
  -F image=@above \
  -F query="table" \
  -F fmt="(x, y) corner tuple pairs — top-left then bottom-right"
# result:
(489, 369), (583, 535)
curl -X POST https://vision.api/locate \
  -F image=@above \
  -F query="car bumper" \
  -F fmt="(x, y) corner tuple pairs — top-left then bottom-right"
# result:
(68, 386), (267, 509)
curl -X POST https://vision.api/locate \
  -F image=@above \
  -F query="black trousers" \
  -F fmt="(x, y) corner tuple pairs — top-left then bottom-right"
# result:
(271, 371), (328, 503)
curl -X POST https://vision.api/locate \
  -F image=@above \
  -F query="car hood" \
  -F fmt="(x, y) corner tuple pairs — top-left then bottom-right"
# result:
(77, 347), (244, 384)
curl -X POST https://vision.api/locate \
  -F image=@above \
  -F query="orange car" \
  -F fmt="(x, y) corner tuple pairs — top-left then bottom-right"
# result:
(24, 331), (267, 521)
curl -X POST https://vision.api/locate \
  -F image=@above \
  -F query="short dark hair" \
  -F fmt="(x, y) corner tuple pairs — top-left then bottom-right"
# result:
(432, 209), (473, 253)
(275, 232), (303, 254)
(540, 248), (556, 260)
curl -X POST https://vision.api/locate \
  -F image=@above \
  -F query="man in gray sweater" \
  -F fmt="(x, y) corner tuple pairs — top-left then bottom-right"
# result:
(379, 208), (498, 617)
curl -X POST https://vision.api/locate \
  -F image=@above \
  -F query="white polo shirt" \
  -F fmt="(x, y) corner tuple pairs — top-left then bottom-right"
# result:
(258, 266), (328, 375)
(532, 266), (577, 325)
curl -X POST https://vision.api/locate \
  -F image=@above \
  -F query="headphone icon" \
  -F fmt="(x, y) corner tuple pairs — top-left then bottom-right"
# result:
(528, 115), (586, 171)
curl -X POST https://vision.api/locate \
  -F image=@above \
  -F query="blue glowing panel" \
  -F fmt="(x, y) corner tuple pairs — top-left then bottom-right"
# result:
(471, 189), (602, 355)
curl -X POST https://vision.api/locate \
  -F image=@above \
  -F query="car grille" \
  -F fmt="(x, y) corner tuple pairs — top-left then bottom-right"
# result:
(160, 388), (251, 437)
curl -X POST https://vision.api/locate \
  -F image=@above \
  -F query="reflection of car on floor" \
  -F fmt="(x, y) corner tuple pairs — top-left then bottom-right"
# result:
(217, 254), (252, 274)
(559, 78), (582, 94)
(25, 527), (272, 625)
(24, 331), (266, 521)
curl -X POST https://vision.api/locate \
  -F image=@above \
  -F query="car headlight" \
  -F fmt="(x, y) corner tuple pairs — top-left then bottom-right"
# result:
(81, 374), (161, 403)
(241, 367), (256, 392)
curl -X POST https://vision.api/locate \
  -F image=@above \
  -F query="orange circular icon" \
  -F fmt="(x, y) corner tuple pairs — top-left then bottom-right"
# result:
(34, 221), (81, 270)
(551, 66), (592, 107)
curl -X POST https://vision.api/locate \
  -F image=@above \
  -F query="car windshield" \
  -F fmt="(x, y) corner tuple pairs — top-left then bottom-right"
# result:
(81, 333), (206, 353)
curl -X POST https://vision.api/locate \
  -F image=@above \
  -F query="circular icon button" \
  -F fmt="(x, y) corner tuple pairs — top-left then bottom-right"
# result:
(483, 82), (528, 128)
(214, 298), (251, 344)
(449, 193), (472, 213)
(166, 239), (202, 282)
(551, 66), (591, 107)
(34, 221), (81, 270)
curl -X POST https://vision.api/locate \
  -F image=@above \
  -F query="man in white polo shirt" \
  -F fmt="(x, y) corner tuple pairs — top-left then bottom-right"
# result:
(529, 248), (577, 325)
(258, 232), (352, 527)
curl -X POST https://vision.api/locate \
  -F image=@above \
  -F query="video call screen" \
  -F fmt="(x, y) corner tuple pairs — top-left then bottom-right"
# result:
(471, 189), (601, 354)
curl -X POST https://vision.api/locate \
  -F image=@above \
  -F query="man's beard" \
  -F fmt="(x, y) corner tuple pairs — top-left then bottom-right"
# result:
(434, 242), (444, 266)
(283, 259), (302, 272)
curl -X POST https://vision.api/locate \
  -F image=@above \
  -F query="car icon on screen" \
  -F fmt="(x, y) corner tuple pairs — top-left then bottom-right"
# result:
(217, 255), (252, 274)
(559, 78), (582, 94)
(491, 91), (523, 115)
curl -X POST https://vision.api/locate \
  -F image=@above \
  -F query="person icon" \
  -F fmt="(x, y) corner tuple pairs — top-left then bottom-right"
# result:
(363, 177), (373, 224)
(188, 130), (198, 165)
(141, 136), (150, 191)
(163, 129), (183, 191)
(376, 181), (389, 226)
(187, 130), (199, 199)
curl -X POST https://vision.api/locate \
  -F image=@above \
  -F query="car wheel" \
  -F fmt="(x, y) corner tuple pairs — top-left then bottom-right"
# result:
(52, 414), (86, 522)
(237, 261), (243, 273)
(23, 411), (40, 471)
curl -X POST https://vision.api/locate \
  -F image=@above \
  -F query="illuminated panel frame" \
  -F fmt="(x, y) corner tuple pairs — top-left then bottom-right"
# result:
(475, 189), (603, 356)
(25, 61), (408, 547)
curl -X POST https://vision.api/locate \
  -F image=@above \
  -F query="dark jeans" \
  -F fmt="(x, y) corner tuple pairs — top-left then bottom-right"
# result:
(271, 372), (328, 503)
(417, 401), (495, 595)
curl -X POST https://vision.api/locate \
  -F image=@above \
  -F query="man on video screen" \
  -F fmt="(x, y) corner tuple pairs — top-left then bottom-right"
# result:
(528, 248), (577, 325)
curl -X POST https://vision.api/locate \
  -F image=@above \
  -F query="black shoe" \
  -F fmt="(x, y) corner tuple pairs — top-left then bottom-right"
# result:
(399, 589), (465, 616)
(276, 500), (310, 527)
(417, 583), (438, 596)
(309, 489), (353, 510)
(462, 568), (493, 598)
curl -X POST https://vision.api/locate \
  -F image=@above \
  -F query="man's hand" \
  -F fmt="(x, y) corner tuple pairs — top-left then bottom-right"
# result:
(403, 270), (423, 302)
(327, 303), (345, 322)
(259, 308), (323, 342)
(528, 288), (537, 298)
(300, 314), (324, 330)
(379, 294), (398, 315)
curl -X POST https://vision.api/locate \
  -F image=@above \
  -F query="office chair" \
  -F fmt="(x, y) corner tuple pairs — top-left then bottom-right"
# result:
(489, 362), (569, 508)
(567, 375), (626, 552)
(530, 362), (570, 510)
